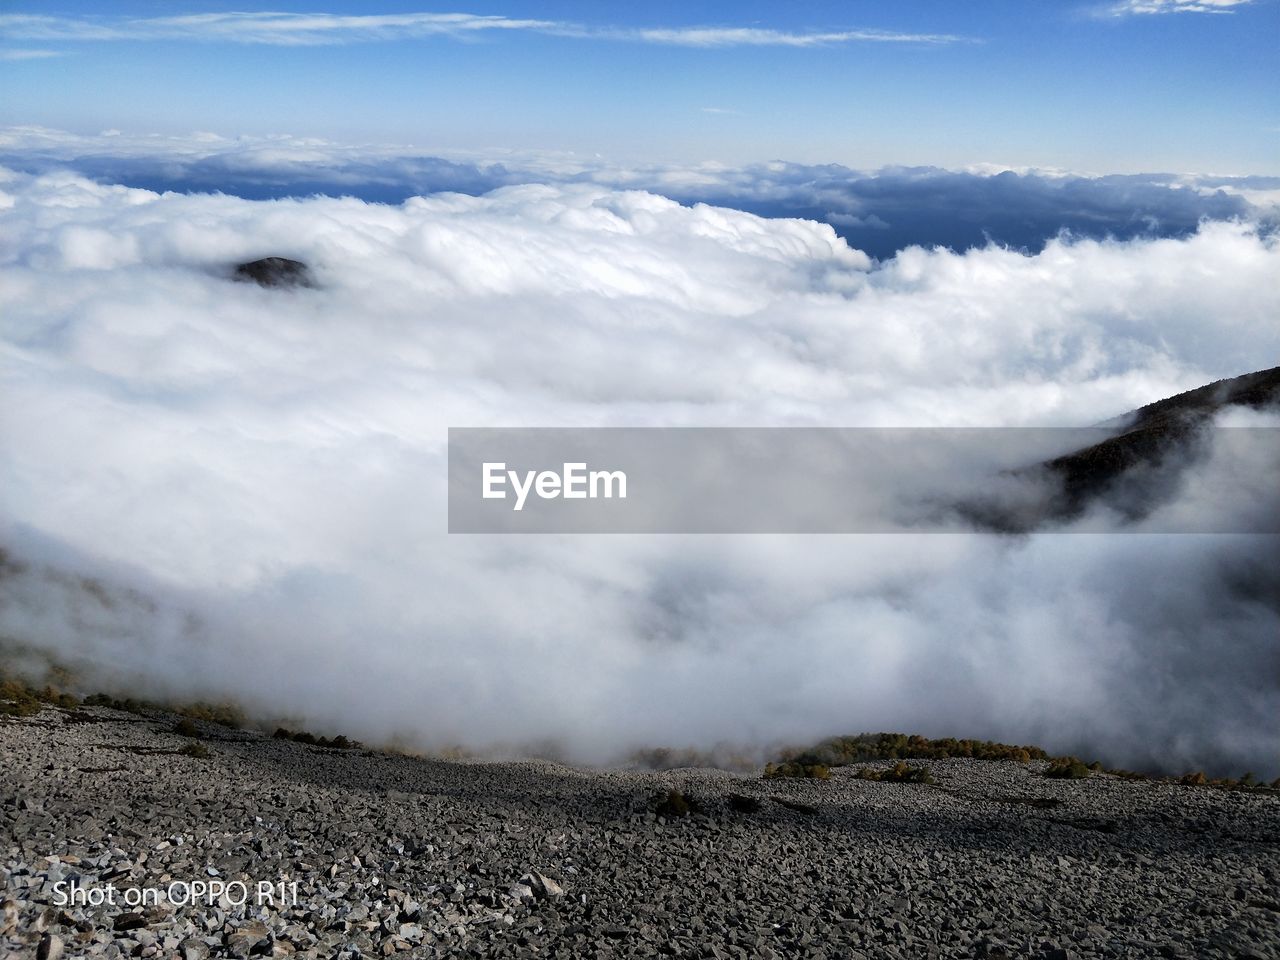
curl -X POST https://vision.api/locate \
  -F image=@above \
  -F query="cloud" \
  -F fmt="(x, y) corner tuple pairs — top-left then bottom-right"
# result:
(0, 167), (1277, 776)
(0, 12), (557, 45)
(1106, 0), (1254, 14)
(3, 127), (1274, 260)
(824, 211), (889, 229)
(0, 47), (61, 60)
(0, 11), (967, 48)
(615, 26), (965, 47)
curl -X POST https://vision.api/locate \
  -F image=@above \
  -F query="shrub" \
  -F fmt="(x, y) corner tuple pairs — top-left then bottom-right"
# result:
(1105, 767), (1149, 781)
(0, 678), (79, 715)
(173, 717), (201, 738)
(36, 685), (79, 708)
(178, 702), (245, 729)
(272, 727), (361, 749)
(856, 761), (933, 784)
(84, 693), (153, 715)
(1044, 757), (1092, 779)
(774, 732), (1049, 769)
(653, 789), (702, 818)
(0, 679), (42, 717)
(763, 761), (831, 780)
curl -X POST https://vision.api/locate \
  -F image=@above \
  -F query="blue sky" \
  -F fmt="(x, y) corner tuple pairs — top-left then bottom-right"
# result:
(1, 0), (1277, 172)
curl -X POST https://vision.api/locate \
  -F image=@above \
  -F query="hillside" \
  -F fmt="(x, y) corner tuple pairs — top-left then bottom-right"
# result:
(4, 701), (1279, 959)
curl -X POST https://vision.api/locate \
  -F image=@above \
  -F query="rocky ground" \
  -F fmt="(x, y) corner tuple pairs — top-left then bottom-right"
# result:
(2, 704), (1278, 960)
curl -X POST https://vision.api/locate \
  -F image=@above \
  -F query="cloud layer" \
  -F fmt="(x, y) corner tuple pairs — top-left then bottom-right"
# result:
(4, 127), (1276, 261)
(1, 167), (1277, 776)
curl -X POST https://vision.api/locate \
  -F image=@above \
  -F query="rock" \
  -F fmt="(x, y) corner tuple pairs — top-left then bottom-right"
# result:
(232, 257), (315, 289)
(1, 899), (17, 935)
(225, 920), (270, 956)
(520, 872), (564, 899)
(37, 934), (65, 960)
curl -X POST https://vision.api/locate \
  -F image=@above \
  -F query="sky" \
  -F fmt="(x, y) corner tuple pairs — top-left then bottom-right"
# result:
(1, 3), (1278, 776)
(1, 0), (1278, 172)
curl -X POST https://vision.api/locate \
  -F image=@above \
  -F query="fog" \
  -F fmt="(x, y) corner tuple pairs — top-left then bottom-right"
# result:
(1, 166), (1277, 776)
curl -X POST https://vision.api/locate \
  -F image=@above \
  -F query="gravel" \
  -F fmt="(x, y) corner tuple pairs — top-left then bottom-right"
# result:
(3, 704), (1278, 958)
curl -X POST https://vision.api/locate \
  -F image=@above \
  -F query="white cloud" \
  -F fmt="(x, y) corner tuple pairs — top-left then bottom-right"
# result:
(0, 167), (1277, 774)
(825, 211), (889, 229)
(1107, 0), (1254, 15)
(0, 47), (61, 60)
(4, 126), (1273, 267)
(0, 12), (556, 45)
(0, 11), (967, 48)
(618, 26), (965, 47)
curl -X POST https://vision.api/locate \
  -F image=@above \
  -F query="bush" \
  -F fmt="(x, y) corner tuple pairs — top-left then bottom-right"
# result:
(273, 727), (361, 749)
(84, 693), (153, 715)
(178, 702), (245, 729)
(173, 717), (201, 738)
(653, 789), (703, 818)
(0, 679), (42, 716)
(856, 761), (933, 784)
(1045, 757), (1092, 779)
(763, 761), (831, 781)
(1105, 767), (1149, 781)
(775, 732), (1049, 769)
(179, 742), (210, 759)
(38, 686), (79, 708)
(0, 678), (79, 715)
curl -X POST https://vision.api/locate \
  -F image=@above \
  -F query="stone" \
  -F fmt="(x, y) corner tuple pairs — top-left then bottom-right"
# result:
(224, 920), (270, 956)
(232, 257), (315, 289)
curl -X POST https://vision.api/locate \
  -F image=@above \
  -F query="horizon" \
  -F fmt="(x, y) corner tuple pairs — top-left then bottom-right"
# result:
(2, 0), (1278, 174)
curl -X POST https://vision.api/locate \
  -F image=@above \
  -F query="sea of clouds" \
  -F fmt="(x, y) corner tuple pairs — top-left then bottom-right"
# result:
(1, 161), (1277, 776)
(4, 126), (1279, 258)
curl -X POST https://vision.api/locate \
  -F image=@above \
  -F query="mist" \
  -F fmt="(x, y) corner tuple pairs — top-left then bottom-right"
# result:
(1, 166), (1277, 777)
